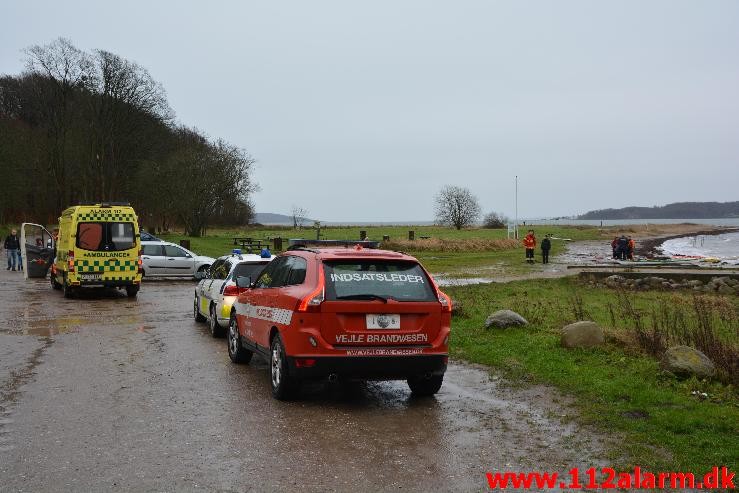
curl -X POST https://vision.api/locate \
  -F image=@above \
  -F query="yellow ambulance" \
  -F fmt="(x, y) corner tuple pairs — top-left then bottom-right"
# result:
(50, 203), (143, 298)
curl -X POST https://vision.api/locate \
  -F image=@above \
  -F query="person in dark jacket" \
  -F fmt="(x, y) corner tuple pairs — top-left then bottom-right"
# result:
(541, 234), (552, 264)
(616, 235), (629, 260)
(4, 229), (20, 271)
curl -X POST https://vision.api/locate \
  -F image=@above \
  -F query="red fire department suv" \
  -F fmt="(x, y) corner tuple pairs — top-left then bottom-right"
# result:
(227, 244), (452, 400)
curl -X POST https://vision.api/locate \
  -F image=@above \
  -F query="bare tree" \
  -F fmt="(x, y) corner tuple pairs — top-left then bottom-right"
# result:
(85, 49), (173, 200)
(157, 128), (257, 236)
(24, 37), (93, 209)
(291, 205), (309, 229)
(434, 185), (481, 230)
(483, 211), (509, 229)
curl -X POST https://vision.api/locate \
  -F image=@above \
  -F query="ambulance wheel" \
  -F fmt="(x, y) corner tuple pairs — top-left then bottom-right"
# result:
(228, 314), (252, 364)
(51, 273), (62, 290)
(194, 298), (206, 322)
(209, 305), (225, 338)
(270, 333), (299, 401)
(407, 374), (444, 396)
(126, 285), (139, 298)
(62, 276), (75, 299)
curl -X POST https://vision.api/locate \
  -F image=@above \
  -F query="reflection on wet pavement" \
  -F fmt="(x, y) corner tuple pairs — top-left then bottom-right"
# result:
(0, 268), (609, 491)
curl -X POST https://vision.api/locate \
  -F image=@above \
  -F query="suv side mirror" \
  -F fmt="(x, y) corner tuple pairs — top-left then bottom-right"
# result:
(236, 276), (251, 289)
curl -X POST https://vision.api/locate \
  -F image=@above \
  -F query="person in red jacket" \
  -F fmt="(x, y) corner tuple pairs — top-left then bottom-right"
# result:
(523, 230), (536, 264)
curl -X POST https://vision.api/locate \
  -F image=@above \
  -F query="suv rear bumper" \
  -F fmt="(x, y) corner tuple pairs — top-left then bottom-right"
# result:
(286, 355), (447, 380)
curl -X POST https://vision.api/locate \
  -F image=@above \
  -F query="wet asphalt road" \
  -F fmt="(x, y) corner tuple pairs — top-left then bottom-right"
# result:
(0, 268), (607, 492)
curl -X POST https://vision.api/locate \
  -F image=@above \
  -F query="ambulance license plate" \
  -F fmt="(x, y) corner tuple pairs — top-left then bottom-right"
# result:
(366, 314), (400, 330)
(80, 273), (103, 281)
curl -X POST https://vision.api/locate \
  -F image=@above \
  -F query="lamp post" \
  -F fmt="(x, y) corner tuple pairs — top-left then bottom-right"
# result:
(515, 175), (518, 239)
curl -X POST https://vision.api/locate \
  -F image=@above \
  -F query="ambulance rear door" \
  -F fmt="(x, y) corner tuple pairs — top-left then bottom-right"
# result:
(20, 223), (55, 280)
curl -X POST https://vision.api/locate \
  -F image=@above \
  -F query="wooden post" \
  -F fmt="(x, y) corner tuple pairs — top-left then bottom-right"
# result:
(408, 230), (415, 241)
(273, 237), (283, 251)
(179, 239), (191, 250)
(360, 230), (367, 240)
(382, 235), (390, 242)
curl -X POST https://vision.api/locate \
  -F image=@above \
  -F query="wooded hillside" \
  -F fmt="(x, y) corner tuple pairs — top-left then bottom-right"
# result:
(0, 38), (256, 236)
(578, 201), (739, 220)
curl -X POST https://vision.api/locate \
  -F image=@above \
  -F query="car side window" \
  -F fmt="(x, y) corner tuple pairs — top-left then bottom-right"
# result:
(216, 261), (232, 280)
(209, 259), (224, 279)
(142, 245), (163, 256)
(165, 245), (188, 257)
(286, 256), (307, 285)
(255, 256), (290, 288)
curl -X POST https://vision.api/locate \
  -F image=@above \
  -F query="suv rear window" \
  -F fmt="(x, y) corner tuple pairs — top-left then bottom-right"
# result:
(323, 260), (436, 302)
(77, 222), (136, 251)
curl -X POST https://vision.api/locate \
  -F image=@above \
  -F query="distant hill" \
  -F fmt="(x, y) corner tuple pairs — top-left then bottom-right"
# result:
(578, 201), (739, 220)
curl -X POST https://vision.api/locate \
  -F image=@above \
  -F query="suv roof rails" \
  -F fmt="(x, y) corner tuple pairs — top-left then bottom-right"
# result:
(287, 239), (380, 249)
(286, 245), (320, 253)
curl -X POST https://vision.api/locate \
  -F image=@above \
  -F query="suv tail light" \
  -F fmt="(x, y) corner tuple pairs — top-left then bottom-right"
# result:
(138, 249), (143, 273)
(439, 291), (452, 312)
(297, 266), (325, 312)
(67, 250), (75, 273)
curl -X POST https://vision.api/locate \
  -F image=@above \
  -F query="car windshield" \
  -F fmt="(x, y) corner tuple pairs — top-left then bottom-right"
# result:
(233, 261), (270, 280)
(323, 260), (437, 302)
(76, 222), (136, 251)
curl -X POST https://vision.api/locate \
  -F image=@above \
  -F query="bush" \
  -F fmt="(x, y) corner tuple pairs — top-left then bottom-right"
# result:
(483, 212), (508, 229)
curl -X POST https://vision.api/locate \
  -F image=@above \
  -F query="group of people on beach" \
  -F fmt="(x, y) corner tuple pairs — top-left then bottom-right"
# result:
(522, 229), (551, 264)
(611, 235), (635, 260)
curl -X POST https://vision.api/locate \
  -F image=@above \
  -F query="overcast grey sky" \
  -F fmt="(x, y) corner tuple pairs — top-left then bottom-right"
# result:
(2, 1), (738, 222)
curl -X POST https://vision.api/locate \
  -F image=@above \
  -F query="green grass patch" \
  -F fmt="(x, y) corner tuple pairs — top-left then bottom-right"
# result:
(446, 277), (739, 472)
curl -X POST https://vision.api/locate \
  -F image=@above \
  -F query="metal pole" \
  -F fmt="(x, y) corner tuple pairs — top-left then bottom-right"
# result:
(515, 175), (518, 239)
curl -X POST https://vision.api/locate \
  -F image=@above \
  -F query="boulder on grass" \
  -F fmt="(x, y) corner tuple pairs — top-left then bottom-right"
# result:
(485, 310), (528, 329)
(561, 321), (604, 349)
(661, 346), (716, 379)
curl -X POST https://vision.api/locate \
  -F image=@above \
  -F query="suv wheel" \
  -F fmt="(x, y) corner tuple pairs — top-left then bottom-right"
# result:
(209, 305), (225, 338)
(407, 374), (444, 396)
(194, 298), (206, 322)
(125, 285), (139, 298)
(270, 333), (299, 400)
(227, 314), (252, 364)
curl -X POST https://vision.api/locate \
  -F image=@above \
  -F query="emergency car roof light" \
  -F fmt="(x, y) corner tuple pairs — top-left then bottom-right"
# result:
(232, 249), (241, 255)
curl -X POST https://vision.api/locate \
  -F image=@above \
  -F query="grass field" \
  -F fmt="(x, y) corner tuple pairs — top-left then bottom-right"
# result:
(446, 277), (739, 472)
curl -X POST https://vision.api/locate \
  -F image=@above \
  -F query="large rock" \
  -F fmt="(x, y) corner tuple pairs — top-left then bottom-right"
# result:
(484, 310), (528, 329)
(605, 275), (625, 288)
(661, 346), (716, 379)
(560, 321), (604, 349)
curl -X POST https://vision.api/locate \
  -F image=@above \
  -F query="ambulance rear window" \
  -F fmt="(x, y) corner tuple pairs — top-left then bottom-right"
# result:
(76, 222), (135, 251)
(323, 260), (437, 302)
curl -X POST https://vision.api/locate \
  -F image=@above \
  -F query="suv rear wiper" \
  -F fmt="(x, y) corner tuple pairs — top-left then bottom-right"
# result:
(335, 294), (391, 302)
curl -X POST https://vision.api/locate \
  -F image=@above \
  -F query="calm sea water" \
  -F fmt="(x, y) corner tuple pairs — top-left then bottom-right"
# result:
(660, 232), (739, 263)
(525, 218), (739, 227)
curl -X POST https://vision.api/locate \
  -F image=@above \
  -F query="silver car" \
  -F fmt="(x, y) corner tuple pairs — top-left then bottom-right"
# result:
(194, 250), (274, 337)
(141, 241), (215, 278)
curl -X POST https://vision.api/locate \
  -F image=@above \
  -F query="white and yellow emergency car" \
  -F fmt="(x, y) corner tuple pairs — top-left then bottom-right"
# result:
(51, 203), (143, 298)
